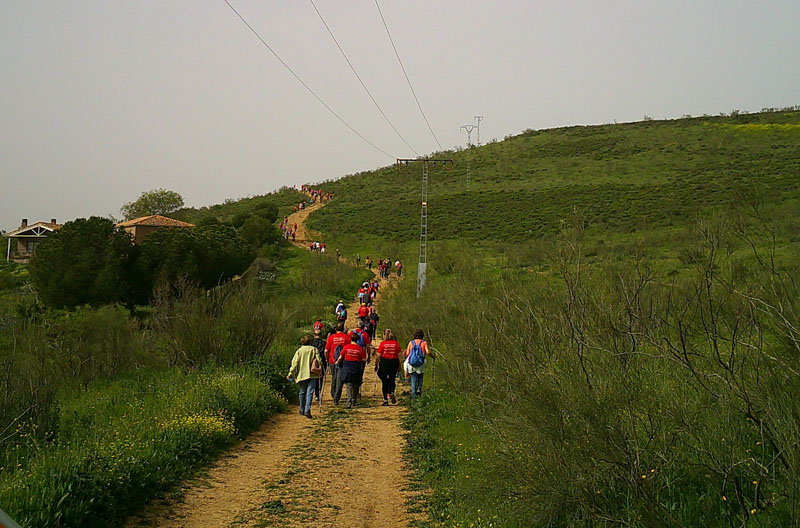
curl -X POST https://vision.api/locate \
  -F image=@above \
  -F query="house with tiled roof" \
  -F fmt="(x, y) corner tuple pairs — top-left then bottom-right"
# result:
(5, 218), (62, 263)
(116, 215), (194, 244)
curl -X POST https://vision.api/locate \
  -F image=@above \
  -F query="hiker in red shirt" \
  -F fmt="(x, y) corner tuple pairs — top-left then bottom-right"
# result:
(358, 303), (369, 323)
(325, 323), (350, 404)
(350, 322), (372, 397)
(335, 340), (366, 408)
(375, 329), (402, 405)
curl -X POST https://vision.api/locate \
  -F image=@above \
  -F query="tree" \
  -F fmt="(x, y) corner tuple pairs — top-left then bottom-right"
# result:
(121, 189), (184, 220)
(28, 217), (140, 308)
(138, 225), (254, 292)
(240, 216), (280, 249)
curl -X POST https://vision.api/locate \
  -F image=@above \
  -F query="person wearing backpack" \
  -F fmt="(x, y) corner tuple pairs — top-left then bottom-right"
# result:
(336, 302), (347, 324)
(404, 329), (434, 398)
(375, 329), (402, 405)
(325, 323), (350, 404)
(349, 323), (372, 397)
(286, 335), (324, 418)
(310, 328), (327, 403)
(335, 339), (367, 408)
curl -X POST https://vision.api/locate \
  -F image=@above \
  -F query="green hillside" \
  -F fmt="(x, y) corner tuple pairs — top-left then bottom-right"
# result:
(308, 110), (800, 527)
(310, 111), (800, 250)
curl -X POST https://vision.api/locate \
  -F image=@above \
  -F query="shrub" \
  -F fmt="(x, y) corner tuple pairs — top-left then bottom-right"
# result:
(28, 217), (139, 308)
(138, 224), (254, 294)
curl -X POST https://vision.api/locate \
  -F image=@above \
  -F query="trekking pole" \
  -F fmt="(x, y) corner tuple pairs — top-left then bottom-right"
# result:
(319, 370), (325, 414)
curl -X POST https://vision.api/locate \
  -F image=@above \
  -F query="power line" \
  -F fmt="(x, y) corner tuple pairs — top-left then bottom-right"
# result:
(309, 0), (419, 157)
(221, 0), (396, 159)
(374, 0), (443, 151)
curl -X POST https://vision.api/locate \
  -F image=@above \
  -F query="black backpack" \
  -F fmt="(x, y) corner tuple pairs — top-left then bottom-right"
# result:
(333, 343), (344, 363)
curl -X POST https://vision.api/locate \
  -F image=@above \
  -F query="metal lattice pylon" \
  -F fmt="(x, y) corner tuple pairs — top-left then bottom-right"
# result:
(417, 161), (429, 297)
(396, 158), (453, 298)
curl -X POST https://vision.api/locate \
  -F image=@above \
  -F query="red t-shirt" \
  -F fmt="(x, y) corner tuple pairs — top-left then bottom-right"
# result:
(358, 306), (369, 317)
(377, 340), (401, 360)
(340, 343), (366, 362)
(325, 332), (350, 363)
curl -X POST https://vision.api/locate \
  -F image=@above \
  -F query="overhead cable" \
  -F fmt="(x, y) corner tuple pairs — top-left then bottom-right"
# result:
(374, 0), (443, 151)
(309, 0), (419, 157)
(222, 0), (396, 159)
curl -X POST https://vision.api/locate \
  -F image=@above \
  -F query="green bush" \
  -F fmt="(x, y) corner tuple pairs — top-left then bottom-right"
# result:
(138, 224), (254, 295)
(28, 217), (139, 308)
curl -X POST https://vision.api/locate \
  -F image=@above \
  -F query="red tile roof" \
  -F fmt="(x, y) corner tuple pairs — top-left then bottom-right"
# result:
(116, 215), (194, 228)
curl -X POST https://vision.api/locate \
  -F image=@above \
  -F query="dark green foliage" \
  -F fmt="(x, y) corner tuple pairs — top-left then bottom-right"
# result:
(138, 224), (254, 293)
(196, 216), (223, 227)
(28, 217), (139, 308)
(253, 201), (279, 223)
(0, 260), (29, 292)
(120, 188), (184, 220)
(172, 187), (302, 226)
(232, 211), (250, 228)
(240, 215), (280, 249)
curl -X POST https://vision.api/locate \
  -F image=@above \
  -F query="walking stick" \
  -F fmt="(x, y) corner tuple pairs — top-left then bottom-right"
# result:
(319, 369), (325, 414)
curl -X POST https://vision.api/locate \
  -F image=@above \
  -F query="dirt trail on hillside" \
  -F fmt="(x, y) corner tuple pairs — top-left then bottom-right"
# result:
(127, 195), (418, 528)
(286, 197), (324, 248)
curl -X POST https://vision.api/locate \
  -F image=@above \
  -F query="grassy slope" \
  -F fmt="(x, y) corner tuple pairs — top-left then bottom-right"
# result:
(305, 111), (800, 527)
(309, 112), (800, 254)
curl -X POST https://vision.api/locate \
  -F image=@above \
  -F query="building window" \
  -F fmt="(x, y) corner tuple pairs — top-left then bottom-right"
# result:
(26, 240), (40, 253)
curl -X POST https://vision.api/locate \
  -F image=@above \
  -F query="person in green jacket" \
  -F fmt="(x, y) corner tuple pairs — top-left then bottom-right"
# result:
(287, 335), (324, 418)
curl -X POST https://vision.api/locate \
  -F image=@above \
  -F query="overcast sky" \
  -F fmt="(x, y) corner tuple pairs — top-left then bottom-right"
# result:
(2, 0), (799, 230)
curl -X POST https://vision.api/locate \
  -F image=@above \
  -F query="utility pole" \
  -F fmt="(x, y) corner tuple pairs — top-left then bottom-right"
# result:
(460, 124), (478, 147)
(474, 115), (483, 146)
(460, 125), (478, 189)
(396, 158), (454, 297)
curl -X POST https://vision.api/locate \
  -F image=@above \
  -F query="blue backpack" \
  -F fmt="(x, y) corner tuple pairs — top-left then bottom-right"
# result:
(408, 340), (425, 367)
(352, 329), (367, 348)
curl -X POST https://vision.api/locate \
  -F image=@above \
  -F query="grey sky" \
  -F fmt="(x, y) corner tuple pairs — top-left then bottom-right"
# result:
(2, 0), (798, 230)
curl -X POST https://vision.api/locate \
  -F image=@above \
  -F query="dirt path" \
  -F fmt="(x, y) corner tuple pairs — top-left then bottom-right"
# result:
(286, 197), (325, 249)
(128, 194), (419, 528)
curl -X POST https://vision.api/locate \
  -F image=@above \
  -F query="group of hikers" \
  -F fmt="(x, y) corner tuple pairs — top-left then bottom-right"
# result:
(299, 185), (333, 204)
(279, 217), (297, 241)
(287, 279), (434, 418)
(355, 254), (402, 278)
(308, 241), (327, 253)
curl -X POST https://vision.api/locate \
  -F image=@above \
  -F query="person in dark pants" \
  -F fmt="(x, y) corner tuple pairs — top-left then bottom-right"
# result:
(375, 329), (401, 405)
(325, 323), (350, 404)
(336, 340), (366, 408)
(368, 308), (380, 340)
(309, 328), (327, 402)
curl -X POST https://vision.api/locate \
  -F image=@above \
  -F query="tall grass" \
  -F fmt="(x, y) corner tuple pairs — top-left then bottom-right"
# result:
(0, 367), (284, 528)
(390, 217), (800, 527)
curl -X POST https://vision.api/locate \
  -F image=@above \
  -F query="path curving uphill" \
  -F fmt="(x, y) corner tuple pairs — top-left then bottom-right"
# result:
(127, 193), (420, 528)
